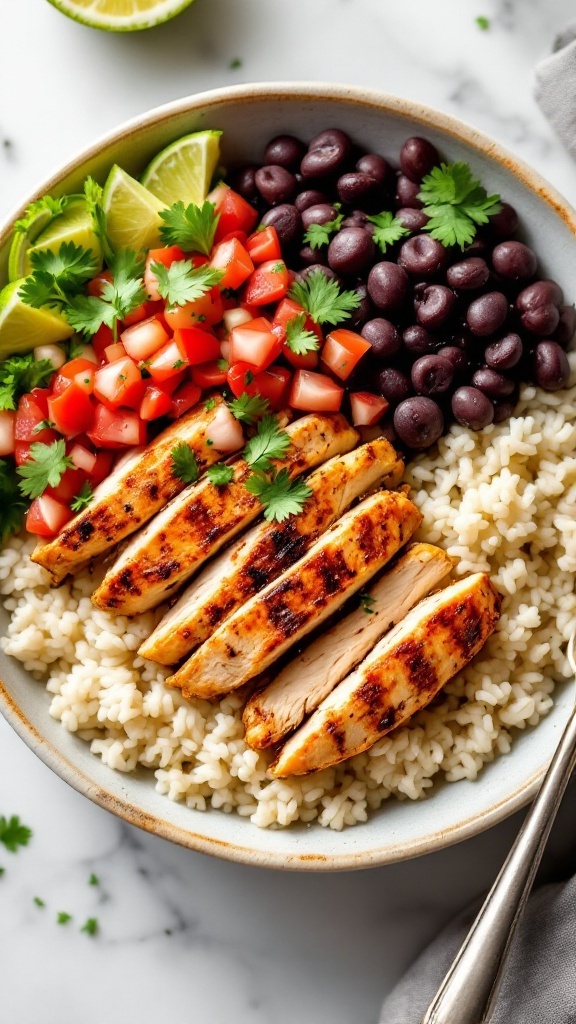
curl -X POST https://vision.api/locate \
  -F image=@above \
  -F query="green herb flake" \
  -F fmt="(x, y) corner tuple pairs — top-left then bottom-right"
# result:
(80, 917), (99, 937)
(360, 593), (376, 614)
(476, 15), (490, 30)
(57, 911), (72, 925)
(89, 873), (100, 886)
(33, 896), (45, 908)
(0, 815), (33, 852)
(229, 58), (242, 70)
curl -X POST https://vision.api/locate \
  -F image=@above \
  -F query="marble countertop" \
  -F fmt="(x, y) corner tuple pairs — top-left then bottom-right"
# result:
(1, 1), (576, 1021)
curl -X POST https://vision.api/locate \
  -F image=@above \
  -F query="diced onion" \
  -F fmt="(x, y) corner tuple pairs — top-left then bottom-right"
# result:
(223, 307), (253, 331)
(206, 404), (244, 452)
(33, 344), (66, 369)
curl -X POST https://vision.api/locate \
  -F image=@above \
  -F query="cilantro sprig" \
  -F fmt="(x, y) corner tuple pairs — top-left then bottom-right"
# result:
(64, 249), (146, 338)
(83, 176), (115, 264)
(207, 463), (234, 486)
(159, 200), (220, 255)
(289, 269), (360, 327)
(70, 481), (93, 513)
(0, 815), (32, 852)
(303, 209), (343, 249)
(151, 260), (223, 308)
(228, 393), (269, 424)
(366, 211), (411, 254)
(171, 443), (199, 484)
(243, 414), (291, 472)
(13, 195), (69, 235)
(0, 353), (54, 411)
(16, 439), (74, 500)
(419, 162), (501, 248)
(284, 313), (320, 356)
(245, 468), (312, 523)
(19, 242), (100, 308)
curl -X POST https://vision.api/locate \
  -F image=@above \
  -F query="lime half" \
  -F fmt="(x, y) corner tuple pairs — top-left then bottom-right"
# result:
(141, 130), (222, 207)
(0, 281), (73, 359)
(103, 165), (166, 252)
(10, 196), (103, 282)
(46, 0), (195, 32)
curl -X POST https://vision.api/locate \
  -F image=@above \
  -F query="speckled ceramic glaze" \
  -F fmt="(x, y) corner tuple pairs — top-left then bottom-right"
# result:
(0, 83), (574, 870)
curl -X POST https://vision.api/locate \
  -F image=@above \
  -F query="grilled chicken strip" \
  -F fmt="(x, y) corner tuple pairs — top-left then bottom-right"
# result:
(168, 489), (422, 700)
(92, 413), (358, 616)
(244, 542), (453, 750)
(271, 572), (501, 777)
(139, 438), (403, 666)
(31, 397), (241, 585)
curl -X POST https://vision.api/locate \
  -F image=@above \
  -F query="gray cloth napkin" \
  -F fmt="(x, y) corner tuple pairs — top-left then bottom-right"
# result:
(535, 28), (576, 158)
(379, 873), (576, 1023)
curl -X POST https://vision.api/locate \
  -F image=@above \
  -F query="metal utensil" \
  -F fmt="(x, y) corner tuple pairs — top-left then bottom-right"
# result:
(423, 632), (576, 1024)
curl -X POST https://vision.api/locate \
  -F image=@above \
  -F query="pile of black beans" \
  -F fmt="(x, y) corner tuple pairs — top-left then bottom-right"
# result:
(228, 129), (574, 450)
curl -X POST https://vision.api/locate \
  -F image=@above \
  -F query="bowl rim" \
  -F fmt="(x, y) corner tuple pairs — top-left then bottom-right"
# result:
(1, 81), (573, 871)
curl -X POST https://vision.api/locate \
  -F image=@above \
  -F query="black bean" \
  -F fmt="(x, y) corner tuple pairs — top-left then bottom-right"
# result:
(395, 174), (423, 209)
(337, 171), (381, 207)
(446, 257), (489, 291)
(255, 165), (297, 206)
(301, 203), (338, 230)
(471, 366), (515, 397)
(533, 341), (570, 391)
(342, 211), (369, 230)
(296, 264), (341, 285)
(327, 227), (376, 276)
(411, 355), (454, 396)
(299, 245), (328, 267)
(452, 386), (495, 429)
(356, 153), (389, 184)
(466, 291), (509, 336)
(394, 397), (444, 449)
(415, 284), (455, 328)
(395, 208), (429, 233)
(264, 135), (306, 170)
(464, 238), (489, 257)
(260, 204), (303, 248)
(378, 367), (413, 405)
(294, 189), (328, 213)
(438, 345), (470, 376)
(361, 318), (401, 360)
(493, 398), (517, 424)
(484, 333), (523, 370)
(346, 282), (374, 329)
(491, 241), (537, 281)
(228, 165), (259, 202)
(403, 325), (437, 357)
(516, 279), (563, 312)
(398, 234), (448, 276)
(521, 304), (560, 337)
(554, 305), (576, 348)
(367, 261), (409, 312)
(300, 128), (353, 179)
(399, 137), (440, 182)
(487, 202), (519, 239)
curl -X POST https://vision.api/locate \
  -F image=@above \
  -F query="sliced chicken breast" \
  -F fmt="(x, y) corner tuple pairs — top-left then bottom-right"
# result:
(244, 542), (453, 749)
(92, 413), (358, 616)
(139, 437), (403, 666)
(168, 489), (422, 700)
(271, 572), (501, 777)
(31, 397), (241, 585)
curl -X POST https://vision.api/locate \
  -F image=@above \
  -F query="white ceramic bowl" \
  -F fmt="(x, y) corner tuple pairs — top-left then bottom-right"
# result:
(1, 83), (574, 870)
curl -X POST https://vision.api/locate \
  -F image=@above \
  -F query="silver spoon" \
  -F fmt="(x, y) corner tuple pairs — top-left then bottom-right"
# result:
(422, 632), (576, 1024)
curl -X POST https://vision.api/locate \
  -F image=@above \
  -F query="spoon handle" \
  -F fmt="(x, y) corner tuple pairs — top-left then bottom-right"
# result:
(423, 700), (576, 1024)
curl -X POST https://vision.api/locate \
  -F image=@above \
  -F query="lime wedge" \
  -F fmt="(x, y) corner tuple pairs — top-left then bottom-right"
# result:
(46, 0), (195, 32)
(102, 165), (166, 252)
(141, 131), (222, 207)
(10, 196), (103, 282)
(0, 281), (73, 358)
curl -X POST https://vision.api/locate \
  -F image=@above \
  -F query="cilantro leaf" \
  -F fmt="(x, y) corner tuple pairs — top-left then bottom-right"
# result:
(57, 911), (72, 924)
(0, 460), (27, 543)
(84, 176), (114, 264)
(418, 162), (501, 248)
(17, 439), (74, 500)
(64, 294), (116, 336)
(476, 15), (490, 29)
(151, 260), (223, 308)
(19, 242), (100, 308)
(228, 393), (269, 424)
(70, 481), (93, 513)
(244, 468), (312, 522)
(159, 200), (220, 255)
(88, 873), (99, 886)
(207, 463), (234, 486)
(34, 896), (45, 907)
(303, 211), (343, 249)
(366, 210), (411, 254)
(81, 917), (99, 936)
(0, 353), (54, 411)
(0, 815), (32, 852)
(284, 312), (320, 356)
(288, 269), (361, 327)
(171, 443), (199, 484)
(360, 593), (376, 614)
(205, 397), (216, 412)
(65, 249), (146, 337)
(14, 195), (69, 235)
(243, 414), (291, 471)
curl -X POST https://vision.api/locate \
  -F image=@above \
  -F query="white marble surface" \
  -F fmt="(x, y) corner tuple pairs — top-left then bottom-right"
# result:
(1, 1), (576, 1021)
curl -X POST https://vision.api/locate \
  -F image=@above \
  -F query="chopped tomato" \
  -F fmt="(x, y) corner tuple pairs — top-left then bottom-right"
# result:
(140, 383), (174, 421)
(168, 381), (202, 419)
(321, 329), (372, 381)
(87, 404), (147, 448)
(144, 245), (186, 300)
(191, 361), (228, 388)
(15, 393), (56, 443)
(243, 260), (289, 307)
(89, 449), (114, 485)
(26, 494), (73, 538)
(121, 316), (169, 361)
(210, 237), (254, 291)
(252, 365), (292, 409)
(163, 287), (223, 331)
(272, 298), (322, 370)
(289, 370), (344, 413)
(53, 357), (98, 397)
(228, 317), (282, 371)
(0, 410), (15, 456)
(173, 326), (221, 366)
(226, 361), (261, 399)
(93, 357), (143, 408)
(46, 464), (88, 503)
(92, 323), (115, 361)
(219, 229), (249, 247)
(209, 183), (259, 243)
(246, 226), (281, 265)
(48, 382), (95, 437)
(349, 391), (390, 427)
(121, 301), (154, 328)
(147, 340), (189, 383)
(103, 342), (127, 364)
(87, 270), (112, 298)
(68, 443), (97, 474)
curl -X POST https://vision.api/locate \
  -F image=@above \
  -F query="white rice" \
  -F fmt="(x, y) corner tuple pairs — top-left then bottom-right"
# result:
(2, 365), (576, 830)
